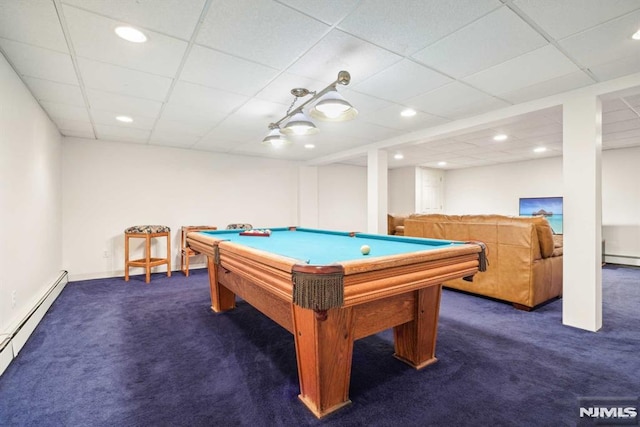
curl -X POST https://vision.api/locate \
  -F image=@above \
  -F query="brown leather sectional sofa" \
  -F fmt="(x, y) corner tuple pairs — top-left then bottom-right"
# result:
(390, 213), (563, 310)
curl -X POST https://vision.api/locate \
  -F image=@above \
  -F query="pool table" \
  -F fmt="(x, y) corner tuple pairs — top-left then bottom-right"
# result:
(187, 227), (485, 418)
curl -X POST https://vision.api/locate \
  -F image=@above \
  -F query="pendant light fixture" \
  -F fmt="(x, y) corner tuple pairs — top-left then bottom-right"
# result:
(262, 71), (357, 146)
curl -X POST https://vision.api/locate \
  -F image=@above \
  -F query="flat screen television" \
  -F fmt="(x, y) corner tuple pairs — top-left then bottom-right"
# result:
(519, 196), (563, 234)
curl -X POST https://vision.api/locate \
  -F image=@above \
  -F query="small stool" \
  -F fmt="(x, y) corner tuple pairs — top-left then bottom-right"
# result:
(124, 225), (171, 283)
(180, 225), (217, 277)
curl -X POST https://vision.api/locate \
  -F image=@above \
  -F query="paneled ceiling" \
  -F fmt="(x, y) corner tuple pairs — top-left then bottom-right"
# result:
(1, 0), (640, 169)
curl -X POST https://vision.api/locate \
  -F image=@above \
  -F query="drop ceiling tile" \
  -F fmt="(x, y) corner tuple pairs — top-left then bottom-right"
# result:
(429, 141), (477, 153)
(77, 58), (172, 101)
(197, 0), (329, 69)
(23, 77), (85, 107)
(500, 71), (595, 104)
(149, 130), (200, 148)
(338, 0), (500, 56)
(412, 7), (547, 78)
(40, 101), (90, 122)
(0, 39), (78, 85)
(510, 122), (562, 139)
(603, 118), (640, 134)
(587, 52), (640, 82)
(445, 97), (511, 120)
(624, 94), (640, 108)
(337, 89), (395, 115)
(160, 103), (226, 127)
(319, 120), (402, 142)
(0, 0), (68, 52)
(453, 128), (503, 142)
(255, 73), (327, 105)
(278, 0), (360, 25)
(558, 10), (640, 69)
(222, 98), (286, 128)
(354, 59), (452, 103)
(60, 128), (96, 139)
(167, 81), (250, 117)
(95, 124), (150, 143)
(407, 82), (498, 118)
(153, 118), (213, 137)
(86, 89), (163, 118)
(62, 0), (206, 40)
(513, 0), (640, 40)
(602, 127), (640, 141)
(463, 45), (580, 96)
(196, 99), (295, 150)
(602, 98), (629, 113)
(603, 109), (639, 124)
(604, 136), (640, 149)
(54, 119), (93, 133)
(286, 29), (403, 84)
(180, 45), (279, 96)
(90, 109), (156, 130)
(62, 4), (188, 77)
(361, 106), (449, 132)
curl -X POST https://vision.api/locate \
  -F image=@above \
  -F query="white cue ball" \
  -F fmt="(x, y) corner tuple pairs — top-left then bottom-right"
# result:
(360, 245), (371, 255)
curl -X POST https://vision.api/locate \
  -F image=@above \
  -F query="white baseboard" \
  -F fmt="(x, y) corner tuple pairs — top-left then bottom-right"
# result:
(604, 255), (640, 267)
(0, 271), (68, 377)
(68, 264), (208, 282)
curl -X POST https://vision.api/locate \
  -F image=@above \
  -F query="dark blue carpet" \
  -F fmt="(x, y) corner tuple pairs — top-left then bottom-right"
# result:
(0, 265), (638, 426)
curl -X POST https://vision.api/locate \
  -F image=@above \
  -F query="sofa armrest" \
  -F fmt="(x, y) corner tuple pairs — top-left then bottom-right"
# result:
(387, 214), (408, 235)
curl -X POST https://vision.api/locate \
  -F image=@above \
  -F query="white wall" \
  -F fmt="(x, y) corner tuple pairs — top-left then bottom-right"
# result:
(317, 164), (367, 231)
(62, 140), (370, 279)
(443, 149), (640, 264)
(601, 146), (640, 264)
(0, 54), (63, 336)
(62, 138), (301, 280)
(444, 156), (563, 215)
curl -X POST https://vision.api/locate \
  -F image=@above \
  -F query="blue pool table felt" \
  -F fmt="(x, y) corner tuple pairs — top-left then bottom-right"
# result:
(200, 227), (461, 266)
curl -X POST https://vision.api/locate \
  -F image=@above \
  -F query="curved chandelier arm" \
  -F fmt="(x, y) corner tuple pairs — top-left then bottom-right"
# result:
(271, 71), (352, 128)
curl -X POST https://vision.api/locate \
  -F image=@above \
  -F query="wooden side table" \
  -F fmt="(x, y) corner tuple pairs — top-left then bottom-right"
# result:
(181, 225), (217, 276)
(124, 225), (171, 283)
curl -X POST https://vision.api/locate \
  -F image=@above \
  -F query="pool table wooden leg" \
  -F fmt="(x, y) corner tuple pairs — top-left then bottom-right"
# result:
(207, 256), (236, 312)
(393, 284), (442, 369)
(292, 305), (355, 419)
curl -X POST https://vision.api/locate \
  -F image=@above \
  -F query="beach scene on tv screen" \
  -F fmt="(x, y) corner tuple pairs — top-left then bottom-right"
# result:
(519, 197), (563, 234)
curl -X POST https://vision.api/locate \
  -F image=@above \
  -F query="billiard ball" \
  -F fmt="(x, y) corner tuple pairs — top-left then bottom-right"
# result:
(360, 245), (370, 255)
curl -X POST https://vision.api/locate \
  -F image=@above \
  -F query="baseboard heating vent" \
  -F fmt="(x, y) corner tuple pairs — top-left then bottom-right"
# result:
(0, 270), (69, 377)
(604, 253), (640, 267)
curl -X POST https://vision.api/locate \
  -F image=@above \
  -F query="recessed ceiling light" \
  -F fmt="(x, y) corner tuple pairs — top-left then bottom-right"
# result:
(493, 134), (508, 141)
(437, 161), (447, 166)
(116, 115), (133, 123)
(304, 143), (315, 149)
(400, 108), (416, 117)
(393, 153), (404, 160)
(534, 147), (547, 153)
(114, 26), (147, 43)
(632, 29), (640, 40)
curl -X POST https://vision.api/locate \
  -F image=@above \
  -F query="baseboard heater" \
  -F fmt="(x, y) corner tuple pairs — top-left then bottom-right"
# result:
(0, 270), (69, 376)
(603, 253), (640, 267)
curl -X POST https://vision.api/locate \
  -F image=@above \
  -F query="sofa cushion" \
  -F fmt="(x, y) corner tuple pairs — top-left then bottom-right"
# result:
(530, 216), (555, 258)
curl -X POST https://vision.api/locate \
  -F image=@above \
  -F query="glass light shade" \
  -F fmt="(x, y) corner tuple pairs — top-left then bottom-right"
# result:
(310, 89), (357, 121)
(262, 128), (289, 147)
(282, 111), (318, 135)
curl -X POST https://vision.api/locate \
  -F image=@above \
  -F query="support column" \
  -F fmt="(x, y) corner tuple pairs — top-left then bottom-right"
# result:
(367, 149), (388, 234)
(562, 96), (602, 332)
